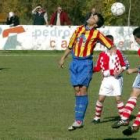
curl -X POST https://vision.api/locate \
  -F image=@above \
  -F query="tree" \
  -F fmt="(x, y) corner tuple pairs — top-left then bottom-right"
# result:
(0, 0), (140, 26)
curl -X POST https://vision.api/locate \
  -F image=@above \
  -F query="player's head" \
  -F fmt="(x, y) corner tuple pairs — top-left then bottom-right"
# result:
(86, 13), (104, 28)
(9, 12), (14, 18)
(133, 27), (140, 45)
(91, 7), (96, 14)
(106, 35), (116, 51)
(106, 35), (114, 42)
(94, 13), (104, 28)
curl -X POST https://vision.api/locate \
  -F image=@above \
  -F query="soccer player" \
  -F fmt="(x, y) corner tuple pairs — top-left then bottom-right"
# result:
(111, 27), (140, 136)
(92, 35), (129, 124)
(59, 13), (114, 131)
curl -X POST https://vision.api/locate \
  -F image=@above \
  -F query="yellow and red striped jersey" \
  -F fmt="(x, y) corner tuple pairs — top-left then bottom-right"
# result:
(68, 25), (113, 59)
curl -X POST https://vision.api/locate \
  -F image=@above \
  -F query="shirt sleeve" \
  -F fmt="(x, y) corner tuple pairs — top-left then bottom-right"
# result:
(68, 26), (81, 49)
(44, 12), (48, 24)
(93, 53), (102, 72)
(117, 50), (130, 70)
(98, 32), (113, 49)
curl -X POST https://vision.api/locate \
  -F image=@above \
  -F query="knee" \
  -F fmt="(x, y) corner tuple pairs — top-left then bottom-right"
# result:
(98, 99), (104, 103)
(74, 86), (88, 96)
(115, 97), (122, 103)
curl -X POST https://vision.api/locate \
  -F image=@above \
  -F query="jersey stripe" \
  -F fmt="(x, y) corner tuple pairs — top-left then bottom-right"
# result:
(75, 27), (85, 56)
(87, 30), (98, 56)
(83, 29), (94, 57)
(68, 25), (83, 49)
(99, 33), (112, 49)
(68, 26), (113, 58)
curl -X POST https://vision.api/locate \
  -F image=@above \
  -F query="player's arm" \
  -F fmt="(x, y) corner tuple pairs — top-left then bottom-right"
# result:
(127, 68), (139, 74)
(119, 50), (130, 70)
(32, 6), (41, 14)
(44, 12), (48, 25)
(127, 48), (140, 73)
(98, 32), (114, 50)
(93, 53), (102, 72)
(114, 50), (130, 77)
(59, 48), (71, 68)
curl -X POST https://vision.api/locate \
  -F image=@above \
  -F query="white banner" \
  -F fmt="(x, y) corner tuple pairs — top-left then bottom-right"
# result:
(0, 25), (138, 50)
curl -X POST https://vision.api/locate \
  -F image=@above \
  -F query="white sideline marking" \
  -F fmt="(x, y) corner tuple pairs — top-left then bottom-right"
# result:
(0, 54), (60, 57)
(0, 54), (136, 57)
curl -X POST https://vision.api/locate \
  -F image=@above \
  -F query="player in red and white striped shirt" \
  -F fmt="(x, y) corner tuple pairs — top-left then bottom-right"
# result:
(112, 27), (140, 136)
(92, 35), (129, 124)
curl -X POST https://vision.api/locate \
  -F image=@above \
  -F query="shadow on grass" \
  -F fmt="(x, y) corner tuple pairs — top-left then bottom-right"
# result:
(100, 115), (136, 124)
(0, 68), (10, 71)
(104, 138), (137, 140)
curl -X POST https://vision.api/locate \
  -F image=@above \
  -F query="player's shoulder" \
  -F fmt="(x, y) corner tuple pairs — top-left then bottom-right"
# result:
(77, 25), (85, 29)
(116, 49), (124, 55)
(99, 51), (106, 57)
(137, 48), (140, 57)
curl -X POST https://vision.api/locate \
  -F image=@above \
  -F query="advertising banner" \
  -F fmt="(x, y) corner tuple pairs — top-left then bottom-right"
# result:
(0, 25), (138, 50)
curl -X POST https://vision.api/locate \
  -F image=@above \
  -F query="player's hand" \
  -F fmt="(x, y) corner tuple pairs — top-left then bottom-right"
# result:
(36, 6), (41, 9)
(59, 58), (65, 68)
(126, 68), (134, 74)
(114, 69), (122, 78)
(114, 71), (119, 78)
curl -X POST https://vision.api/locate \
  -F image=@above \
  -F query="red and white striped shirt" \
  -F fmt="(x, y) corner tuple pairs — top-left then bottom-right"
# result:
(93, 49), (129, 77)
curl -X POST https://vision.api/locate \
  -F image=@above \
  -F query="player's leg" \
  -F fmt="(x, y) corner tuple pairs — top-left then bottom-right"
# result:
(121, 88), (139, 120)
(68, 59), (93, 131)
(68, 86), (88, 131)
(115, 96), (124, 118)
(72, 59), (93, 126)
(112, 88), (140, 128)
(74, 86), (89, 124)
(113, 77), (124, 118)
(92, 95), (106, 123)
(122, 108), (140, 136)
(92, 96), (105, 123)
(92, 77), (112, 123)
(121, 74), (140, 122)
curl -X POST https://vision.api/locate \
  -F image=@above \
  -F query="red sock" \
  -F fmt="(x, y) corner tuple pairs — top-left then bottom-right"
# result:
(94, 100), (103, 120)
(117, 101), (124, 117)
(133, 108), (140, 127)
(122, 97), (137, 120)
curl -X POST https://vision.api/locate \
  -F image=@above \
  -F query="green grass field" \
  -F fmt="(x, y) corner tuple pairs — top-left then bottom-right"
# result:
(0, 51), (139, 140)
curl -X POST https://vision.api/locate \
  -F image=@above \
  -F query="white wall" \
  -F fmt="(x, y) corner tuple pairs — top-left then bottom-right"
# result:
(0, 25), (138, 50)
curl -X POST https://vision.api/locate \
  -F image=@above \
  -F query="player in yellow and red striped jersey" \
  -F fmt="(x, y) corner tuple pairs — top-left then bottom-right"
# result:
(59, 13), (114, 131)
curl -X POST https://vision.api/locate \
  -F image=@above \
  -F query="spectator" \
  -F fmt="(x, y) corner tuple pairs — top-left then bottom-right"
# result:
(84, 7), (96, 24)
(32, 4), (48, 25)
(50, 6), (71, 25)
(6, 11), (20, 26)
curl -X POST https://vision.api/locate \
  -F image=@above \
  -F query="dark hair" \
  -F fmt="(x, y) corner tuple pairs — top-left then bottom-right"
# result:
(94, 13), (104, 28)
(106, 35), (114, 41)
(133, 27), (140, 38)
(37, 4), (42, 7)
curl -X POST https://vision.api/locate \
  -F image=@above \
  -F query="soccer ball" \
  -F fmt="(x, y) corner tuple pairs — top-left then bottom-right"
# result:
(111, 2), (125, 16)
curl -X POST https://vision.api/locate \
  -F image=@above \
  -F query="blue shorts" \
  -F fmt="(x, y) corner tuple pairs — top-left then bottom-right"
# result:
(132, 73), (140, 88)
(69, 59), (93, 87)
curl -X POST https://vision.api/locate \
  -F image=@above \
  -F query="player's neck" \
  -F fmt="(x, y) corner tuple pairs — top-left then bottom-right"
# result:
(86, 24), (95, 29)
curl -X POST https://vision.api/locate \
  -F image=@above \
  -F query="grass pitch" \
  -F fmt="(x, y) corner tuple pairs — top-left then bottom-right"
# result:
(0, 51), (139, 140)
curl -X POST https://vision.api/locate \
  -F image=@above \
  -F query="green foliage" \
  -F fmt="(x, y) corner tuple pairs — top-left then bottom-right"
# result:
(101, 0), (116, 25)
(0, 0), (140, 25)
